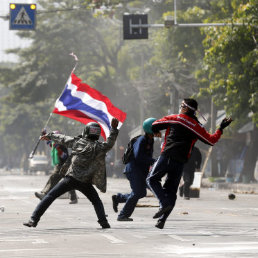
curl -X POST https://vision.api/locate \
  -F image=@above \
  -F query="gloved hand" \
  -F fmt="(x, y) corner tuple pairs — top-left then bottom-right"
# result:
(111, 118), (119, 129)
(219, 117), (233, 131)
(41, 128), (47, 136)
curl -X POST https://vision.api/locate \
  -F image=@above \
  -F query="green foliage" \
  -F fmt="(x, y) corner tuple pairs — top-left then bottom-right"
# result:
(143, 3), (208, 111)
(0, 0), (130, 167)
(0, 0), (257, 169)
(198, 0), (258, 128)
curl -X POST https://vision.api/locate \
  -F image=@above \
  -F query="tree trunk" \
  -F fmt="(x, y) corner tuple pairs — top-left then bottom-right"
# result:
(242, 126), (258, 182)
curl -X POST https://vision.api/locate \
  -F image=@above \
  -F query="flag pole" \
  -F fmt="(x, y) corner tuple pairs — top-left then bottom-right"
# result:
(29, 53), (79, 159)
(28, 113), (53, 159)
(70, 52), (79, 73)
(55, 53), (79, 101)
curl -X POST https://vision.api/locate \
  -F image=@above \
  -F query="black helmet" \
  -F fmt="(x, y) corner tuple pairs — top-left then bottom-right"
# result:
(83, 122), (101, 140)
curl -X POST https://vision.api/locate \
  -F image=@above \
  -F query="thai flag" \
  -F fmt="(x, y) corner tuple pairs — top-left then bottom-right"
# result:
(53, 73), (127, 139)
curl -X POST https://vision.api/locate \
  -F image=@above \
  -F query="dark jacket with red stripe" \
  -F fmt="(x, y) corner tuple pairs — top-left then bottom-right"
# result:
(152, 113), (222, 163)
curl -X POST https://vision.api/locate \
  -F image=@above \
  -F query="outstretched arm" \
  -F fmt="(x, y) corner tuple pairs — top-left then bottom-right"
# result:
(40, 133), (75, 149)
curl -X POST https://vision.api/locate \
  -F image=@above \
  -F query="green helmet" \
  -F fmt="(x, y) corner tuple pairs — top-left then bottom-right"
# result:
(143, 117), (156, 134)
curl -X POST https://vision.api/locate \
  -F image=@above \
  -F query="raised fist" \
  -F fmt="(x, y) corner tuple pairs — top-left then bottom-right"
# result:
(111, 118), (119, 129)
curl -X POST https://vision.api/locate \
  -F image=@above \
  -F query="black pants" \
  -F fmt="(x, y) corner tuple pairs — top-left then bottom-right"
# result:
(41, 164), (77, 201)
(31, 176), (107, 225)
(180, 169), (195, 198)
(147, 155), (184, 222)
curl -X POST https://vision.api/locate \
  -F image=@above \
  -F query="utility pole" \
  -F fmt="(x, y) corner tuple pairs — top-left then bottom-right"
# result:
(139, 52), (145, 133)
(210, 99), (219, 177)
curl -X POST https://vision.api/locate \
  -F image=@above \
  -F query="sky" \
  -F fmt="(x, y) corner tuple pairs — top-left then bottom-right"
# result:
(0, 0), (34, 63)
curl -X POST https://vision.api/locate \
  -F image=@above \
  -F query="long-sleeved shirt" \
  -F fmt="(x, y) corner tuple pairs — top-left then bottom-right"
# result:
(152, 113), (222, 163)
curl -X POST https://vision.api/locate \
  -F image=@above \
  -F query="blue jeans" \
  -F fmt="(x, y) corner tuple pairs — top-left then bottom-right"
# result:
(147, 155), (184, 221)
(31, 176), (107, 224)
(117, 170), (147, 218)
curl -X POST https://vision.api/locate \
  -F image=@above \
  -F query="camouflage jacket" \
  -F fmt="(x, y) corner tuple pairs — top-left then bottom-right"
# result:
(46, 128), (118, 192)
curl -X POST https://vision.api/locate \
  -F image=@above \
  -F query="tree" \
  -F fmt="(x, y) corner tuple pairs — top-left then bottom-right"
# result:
(0, 0), (130, 168)
(197, 0), (258, 181)
(0, 0), (169, 168)
(142, 1), (212, 117)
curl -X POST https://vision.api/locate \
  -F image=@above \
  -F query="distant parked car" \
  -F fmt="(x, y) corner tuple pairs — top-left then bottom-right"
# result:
(28, 154), (50, 174)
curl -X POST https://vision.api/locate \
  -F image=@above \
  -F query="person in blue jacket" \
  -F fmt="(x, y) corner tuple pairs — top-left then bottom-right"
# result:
(112, 118), (160, 221)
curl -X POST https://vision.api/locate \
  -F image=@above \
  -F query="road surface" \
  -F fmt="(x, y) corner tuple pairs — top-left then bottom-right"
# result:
(0, 173), (258, 257)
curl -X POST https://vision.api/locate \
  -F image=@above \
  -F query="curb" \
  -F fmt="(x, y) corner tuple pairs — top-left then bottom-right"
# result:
(201, 178), (258, 194)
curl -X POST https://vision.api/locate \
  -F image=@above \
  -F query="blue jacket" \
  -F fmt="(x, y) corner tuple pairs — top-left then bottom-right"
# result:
(124, 135), (155, 175)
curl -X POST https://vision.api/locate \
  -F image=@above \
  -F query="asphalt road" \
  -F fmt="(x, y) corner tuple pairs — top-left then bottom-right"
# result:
(0, 173), (258, 258)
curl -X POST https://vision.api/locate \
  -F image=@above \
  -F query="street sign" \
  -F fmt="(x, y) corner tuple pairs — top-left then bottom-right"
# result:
(123, 14), (148, 40)
(9, 3), (36, 30)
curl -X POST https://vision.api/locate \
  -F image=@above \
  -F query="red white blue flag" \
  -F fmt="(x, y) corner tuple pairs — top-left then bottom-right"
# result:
(53, 73), (127, 139)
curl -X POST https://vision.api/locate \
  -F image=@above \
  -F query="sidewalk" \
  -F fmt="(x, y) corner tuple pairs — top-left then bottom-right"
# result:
(201, 177), (258, 194)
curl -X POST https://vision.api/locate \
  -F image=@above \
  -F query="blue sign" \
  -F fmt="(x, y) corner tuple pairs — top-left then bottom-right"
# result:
(9, 4), (36, 30)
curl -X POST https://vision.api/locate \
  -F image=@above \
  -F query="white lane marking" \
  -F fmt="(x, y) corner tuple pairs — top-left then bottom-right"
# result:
(101, 233), (126, 244)
(156, 242), (258, 255)
(32, 239), (48, 244)
(0, 238), (32, 242)
(0, 238), (48, 244)
(197, 231), (213, 235)
(0, 196), (29, 200)
(202, 241), (258, 245)
(197, 230), (220, 237)
(168, 235), (193, 242)
(221, 207), (258, 211)
(0, 249), (45, 252)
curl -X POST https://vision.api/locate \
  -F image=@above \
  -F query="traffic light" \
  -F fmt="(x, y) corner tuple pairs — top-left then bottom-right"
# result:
(123, 14), (148, 40)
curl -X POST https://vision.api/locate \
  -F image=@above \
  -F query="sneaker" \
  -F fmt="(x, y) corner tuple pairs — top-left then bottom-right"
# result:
(155, 220), (165, 229)
(34, 192), (45, 200)
(69, 199), (78, 204)
(112, 195), (119, 213)
(101, 221), (111, 229)
(23, 219), (38, 228)
(153, 205), (173, 219)
(117, 216), (133, 221)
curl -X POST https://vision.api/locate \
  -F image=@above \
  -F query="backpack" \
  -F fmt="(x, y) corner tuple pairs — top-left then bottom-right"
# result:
(122, 135), (141, 164)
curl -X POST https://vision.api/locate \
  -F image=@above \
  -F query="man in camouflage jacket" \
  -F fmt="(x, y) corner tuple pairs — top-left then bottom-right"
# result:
(23, 118), (119, 229)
